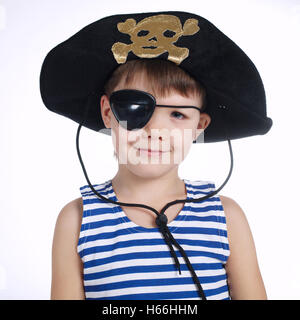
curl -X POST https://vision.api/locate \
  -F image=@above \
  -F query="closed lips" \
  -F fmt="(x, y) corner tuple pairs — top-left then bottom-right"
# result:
(137, 148), (169, 152)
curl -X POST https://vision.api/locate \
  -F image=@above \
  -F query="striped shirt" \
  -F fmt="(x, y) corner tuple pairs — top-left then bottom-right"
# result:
(77, 179), (231, 300)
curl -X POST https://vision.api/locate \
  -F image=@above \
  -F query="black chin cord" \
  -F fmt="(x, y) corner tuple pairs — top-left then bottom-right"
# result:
(76, 96), (233, 300)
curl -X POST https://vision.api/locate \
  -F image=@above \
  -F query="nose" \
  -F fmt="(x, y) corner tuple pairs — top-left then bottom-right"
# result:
(142, 108), (169, 141)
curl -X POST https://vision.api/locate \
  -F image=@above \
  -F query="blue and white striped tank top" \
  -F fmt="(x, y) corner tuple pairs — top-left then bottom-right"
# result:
(77, 179), (231, 300)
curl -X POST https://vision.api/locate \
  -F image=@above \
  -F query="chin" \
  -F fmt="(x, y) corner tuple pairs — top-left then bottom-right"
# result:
(127, 163), (176, 180)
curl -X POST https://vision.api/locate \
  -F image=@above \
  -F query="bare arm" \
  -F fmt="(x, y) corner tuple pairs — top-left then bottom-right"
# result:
(220, 195), (267, 300)
(51, 198), (85, 299)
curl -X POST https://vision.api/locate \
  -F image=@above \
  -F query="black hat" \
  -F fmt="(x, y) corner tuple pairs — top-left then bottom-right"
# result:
(40, 11), (273, 143)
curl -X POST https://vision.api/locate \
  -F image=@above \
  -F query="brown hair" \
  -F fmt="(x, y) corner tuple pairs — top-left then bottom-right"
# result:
(104, 59), (206, 110)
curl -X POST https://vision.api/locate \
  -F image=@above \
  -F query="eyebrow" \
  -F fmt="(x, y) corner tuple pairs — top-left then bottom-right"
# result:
(156, 104), (201, 113)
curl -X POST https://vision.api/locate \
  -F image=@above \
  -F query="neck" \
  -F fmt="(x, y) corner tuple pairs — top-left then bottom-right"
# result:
(111, 165), (186, 202)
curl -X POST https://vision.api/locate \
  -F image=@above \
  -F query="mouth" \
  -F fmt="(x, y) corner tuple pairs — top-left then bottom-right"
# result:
(137, 148), (169, 155)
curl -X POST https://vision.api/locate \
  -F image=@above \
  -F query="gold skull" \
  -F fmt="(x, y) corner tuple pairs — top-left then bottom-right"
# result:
(111, 14), (200, 65)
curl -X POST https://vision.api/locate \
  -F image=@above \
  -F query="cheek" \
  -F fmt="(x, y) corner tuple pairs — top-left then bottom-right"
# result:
(112, 124), (127, 150)
(112, 124), (141, 163)
(170, 128), (193, 163)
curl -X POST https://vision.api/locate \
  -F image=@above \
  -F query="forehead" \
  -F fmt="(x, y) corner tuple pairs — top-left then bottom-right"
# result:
(113, 71), (203, 107)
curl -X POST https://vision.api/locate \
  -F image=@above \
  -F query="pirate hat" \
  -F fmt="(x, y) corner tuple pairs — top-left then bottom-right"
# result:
(40, 11), (273, 143)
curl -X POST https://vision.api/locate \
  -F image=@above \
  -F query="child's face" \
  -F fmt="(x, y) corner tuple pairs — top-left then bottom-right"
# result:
(101, 73), (211, 178)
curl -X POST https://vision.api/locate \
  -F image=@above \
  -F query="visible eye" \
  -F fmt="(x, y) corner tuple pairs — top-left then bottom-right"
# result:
(137, 30), (149, 37)
(171, 111), (186, 120)
(163, 30), (176, 38)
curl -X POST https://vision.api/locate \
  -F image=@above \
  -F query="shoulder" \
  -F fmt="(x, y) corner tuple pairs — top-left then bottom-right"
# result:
(58, 197), (83, 220)
(53, 197), (83, 243)
(219, 195), (255, 269)
(218, 195), (252, 244)
(219, 195), (248, 225)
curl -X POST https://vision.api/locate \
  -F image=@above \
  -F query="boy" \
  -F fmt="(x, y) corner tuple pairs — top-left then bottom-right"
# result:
(41, 11), (271, 300)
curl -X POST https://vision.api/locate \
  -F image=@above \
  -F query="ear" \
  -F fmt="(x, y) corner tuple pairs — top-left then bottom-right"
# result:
(198, 113), (211, 130)
(194, 113), (211, 140)
(100, 94), (112, 129)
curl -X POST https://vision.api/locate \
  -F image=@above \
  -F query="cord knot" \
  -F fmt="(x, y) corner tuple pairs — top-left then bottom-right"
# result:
(155, 213), (168, 228)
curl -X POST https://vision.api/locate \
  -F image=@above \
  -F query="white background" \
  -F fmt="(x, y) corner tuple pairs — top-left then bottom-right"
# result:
(0, 0), (300, 299)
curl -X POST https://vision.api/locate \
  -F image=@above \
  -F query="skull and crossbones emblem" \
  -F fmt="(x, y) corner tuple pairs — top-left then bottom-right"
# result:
(111, 14), (200, 65)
